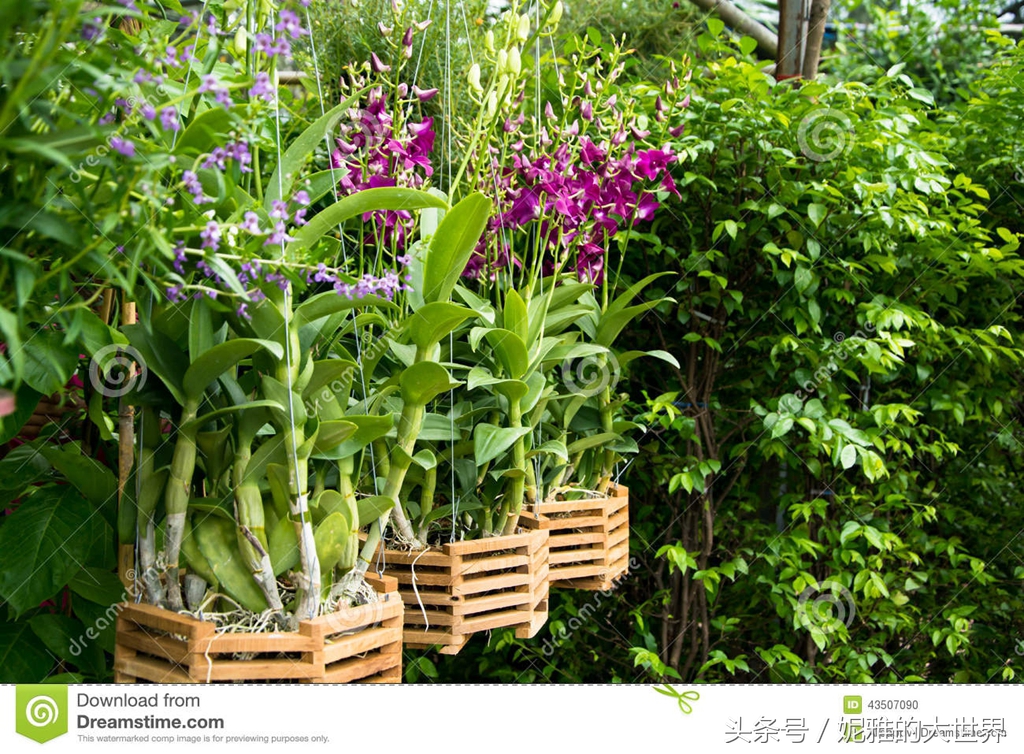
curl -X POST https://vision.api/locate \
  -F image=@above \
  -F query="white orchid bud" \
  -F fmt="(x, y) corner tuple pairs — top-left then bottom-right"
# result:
(468, 63), (483, 93)
(496, 49), (508, 74)
(485, 30), (495, 53)
(548, 1), (563, 27)
(508, 46), (521, 76)
(485, 90), (498, 118)
(233, 26), (247, 56)
(517, 14), (530, 42)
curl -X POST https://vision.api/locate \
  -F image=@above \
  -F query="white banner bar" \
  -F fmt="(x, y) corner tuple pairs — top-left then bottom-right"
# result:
(2, 684), (1018, 752)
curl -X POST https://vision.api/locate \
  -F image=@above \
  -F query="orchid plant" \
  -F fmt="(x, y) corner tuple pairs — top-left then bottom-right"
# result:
(16, 0), (688, 622)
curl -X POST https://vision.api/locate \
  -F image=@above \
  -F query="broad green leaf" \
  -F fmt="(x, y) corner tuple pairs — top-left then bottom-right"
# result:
(356, 495), (396, 528)
(484, 328), (529, 380)
(473, 423), (532, 466)
(502, 288), (529, 342)
(400, 361), (459, 405)
(288, 188), (448, 255)
(30, 614), (105, 677)
(38, 446), (116, 511)
(193, 517), (268, 612)
(0, 486), (103, 617)
(312, 420), (358, 453)
(295, 290), (397, 324)
(314, 512), (350, 572)
(407, 302), (475, 350)
(0, 622), (52, 684)
(421, 193), (493, 304)
(183, 338), (283, 399)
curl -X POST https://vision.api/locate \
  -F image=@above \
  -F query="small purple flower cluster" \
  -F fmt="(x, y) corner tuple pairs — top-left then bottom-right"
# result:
(305, 255), (413, 301)
(202, 141), (253, 173)
(254, 9), (308, 59)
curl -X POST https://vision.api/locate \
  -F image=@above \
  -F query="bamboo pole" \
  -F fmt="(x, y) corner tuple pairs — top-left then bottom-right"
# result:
(117, 297), (137, 591)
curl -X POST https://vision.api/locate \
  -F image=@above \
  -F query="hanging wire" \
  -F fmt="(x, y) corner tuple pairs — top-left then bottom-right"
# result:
(302, 5), (384, 503)
(171, 1), (210, 150)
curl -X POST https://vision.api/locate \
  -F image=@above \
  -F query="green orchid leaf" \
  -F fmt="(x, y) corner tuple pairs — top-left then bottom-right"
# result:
(400, 361), (460, 406)
(288, 187), (448, 255)
(421, 192), (492, 304)
(406, 302), (475, 350)
(473, 423), (532, 467)
(183, 339), (283, 399)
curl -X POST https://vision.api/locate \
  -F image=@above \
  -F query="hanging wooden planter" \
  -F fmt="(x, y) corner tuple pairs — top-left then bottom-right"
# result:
(520, 484), (629, 591)
(380, 529), (549, 655)
(113, 575), (404, 684)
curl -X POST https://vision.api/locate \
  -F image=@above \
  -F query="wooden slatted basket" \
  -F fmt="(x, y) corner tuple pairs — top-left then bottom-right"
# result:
(113, 574), (403, 684)
(380, 529), (549, 655)
(520, 484), (629, 591)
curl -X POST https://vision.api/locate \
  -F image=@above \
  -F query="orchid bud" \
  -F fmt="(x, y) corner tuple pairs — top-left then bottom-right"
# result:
(497, 74), (510, 104)
(402, 27), (414, 46)
(233, 26), (247, 56)
(413, 85), (438, 102)
(397, 82), (408, 98)
(415, 18), (432, 32)
(370, 52), (391, 73)
(485, 30), (495, 53)
(517, 14), (530, 42)
(544, 101), (555, 120)
(485, 91), (497, 118)
(680, 94), (691, 108)
(496, 49), (508, 73)
(669, 124), (685, 137)
(580, 100), (593, 121)
(605, 94), (617, 108)
(583, 80), (594, 97)
(508, 46), (521, 76)
(378, 22), (393, 37)
(656, 95), (665, 113)
(547, 1), (563, 27)
(468, 63), (482, 92)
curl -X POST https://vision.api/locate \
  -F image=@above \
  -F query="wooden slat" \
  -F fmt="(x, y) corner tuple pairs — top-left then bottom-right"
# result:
(378, 549), (453, 568)
(119, 603), (203, 638)
(552, 563), (607, 580)
(116, 628), (192, 664)
(203, 658), (320, 681)
(550, 547), (603, 565)
(457, 552), (529, 575)
(444, 531), (537, 556)
(388, 569), (458, 588)
(455, 570), (532, 597)
(322, 625), (402, 664)
(115, 655), (194, 684)
(549, 531), (606, 547)
(456, 608), (534, 635)
(196, 632), (316, 655)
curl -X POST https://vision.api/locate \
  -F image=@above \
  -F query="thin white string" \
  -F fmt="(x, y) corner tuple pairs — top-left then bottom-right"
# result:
(171, 1), (209, 149)
(303, 5), (381, 498)
(410, 547), (431, 629)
